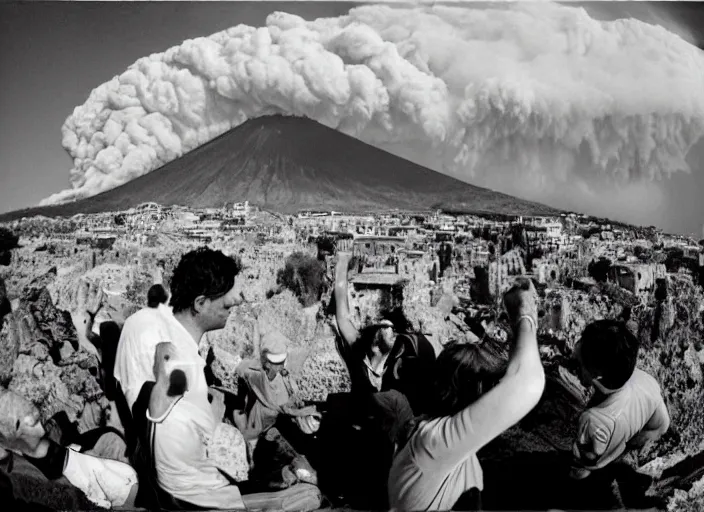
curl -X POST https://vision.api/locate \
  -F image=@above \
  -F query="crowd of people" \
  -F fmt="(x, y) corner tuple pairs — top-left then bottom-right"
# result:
(0, 235), (672, 511)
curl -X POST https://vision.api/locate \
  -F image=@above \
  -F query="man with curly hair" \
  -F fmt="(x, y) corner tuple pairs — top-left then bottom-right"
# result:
(115, 247), (242, 409)
(116, 248), (243, 504)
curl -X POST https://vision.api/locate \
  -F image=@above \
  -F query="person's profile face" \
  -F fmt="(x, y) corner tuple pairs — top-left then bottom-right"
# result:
(201, 283), (241, 331)
(381, 326), (395, 350)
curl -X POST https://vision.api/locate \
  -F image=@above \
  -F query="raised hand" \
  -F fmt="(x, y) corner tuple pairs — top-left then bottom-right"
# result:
(503, 277), (538, 332)
(69, 279), (105, 358)
(149, 342), (189, 419)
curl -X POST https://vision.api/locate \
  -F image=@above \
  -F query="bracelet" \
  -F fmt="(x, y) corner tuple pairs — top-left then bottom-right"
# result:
(517, 315), (537, 332)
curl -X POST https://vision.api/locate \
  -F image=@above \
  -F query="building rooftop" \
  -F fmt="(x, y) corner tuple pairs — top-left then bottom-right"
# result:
(353, 235), (406, 243)
(351, 273), (404, 286)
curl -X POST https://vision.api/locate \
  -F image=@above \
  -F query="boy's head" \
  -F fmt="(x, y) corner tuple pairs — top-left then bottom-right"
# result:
(574, 320), (640, 391)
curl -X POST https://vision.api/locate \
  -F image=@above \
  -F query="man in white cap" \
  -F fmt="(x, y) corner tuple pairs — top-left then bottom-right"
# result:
(235, 330), (320, 437)
(234, 330), (320, 489)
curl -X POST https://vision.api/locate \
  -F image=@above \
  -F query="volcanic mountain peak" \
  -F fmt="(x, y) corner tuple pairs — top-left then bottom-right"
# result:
(0, 115), (560, 221)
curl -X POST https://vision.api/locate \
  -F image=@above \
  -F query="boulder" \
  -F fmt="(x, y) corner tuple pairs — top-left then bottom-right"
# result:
(1, 270), (106, 428)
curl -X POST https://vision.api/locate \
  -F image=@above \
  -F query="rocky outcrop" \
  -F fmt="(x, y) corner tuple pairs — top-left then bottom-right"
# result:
(0, 270), (106, 429)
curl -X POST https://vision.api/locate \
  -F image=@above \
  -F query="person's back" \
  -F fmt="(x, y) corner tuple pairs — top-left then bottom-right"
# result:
(389, 407), (485, 510)
(576, 368), (667, 471)
(571, 320), (670, 479)
(113, 304), (170, 411)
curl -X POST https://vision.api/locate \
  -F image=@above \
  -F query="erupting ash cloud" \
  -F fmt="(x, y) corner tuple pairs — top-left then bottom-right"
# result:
(48, 2), (704, 225)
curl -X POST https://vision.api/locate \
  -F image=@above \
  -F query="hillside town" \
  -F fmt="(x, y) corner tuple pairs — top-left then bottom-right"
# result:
(3, 201), (702, 309)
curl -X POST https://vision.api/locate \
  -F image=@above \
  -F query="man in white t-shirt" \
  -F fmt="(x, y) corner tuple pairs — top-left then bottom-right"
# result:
(114, 284), (172, 411)
(119, 250), (243, 508)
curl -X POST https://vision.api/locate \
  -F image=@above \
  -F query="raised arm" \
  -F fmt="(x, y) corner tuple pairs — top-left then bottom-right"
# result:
(419, 279), (545, 467)
(462, 281), (545, 448)
(334, 251), (359, 348)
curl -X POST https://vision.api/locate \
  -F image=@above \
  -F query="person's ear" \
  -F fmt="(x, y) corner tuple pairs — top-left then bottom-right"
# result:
(193, 295), (208, 314)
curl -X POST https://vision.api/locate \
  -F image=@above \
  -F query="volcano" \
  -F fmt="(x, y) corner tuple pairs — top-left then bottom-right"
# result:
(0, 115), (560, 221)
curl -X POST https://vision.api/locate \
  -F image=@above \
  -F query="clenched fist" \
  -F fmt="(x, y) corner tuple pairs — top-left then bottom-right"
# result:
(150, 342), (189, 420)
(503, 277), (538, 333)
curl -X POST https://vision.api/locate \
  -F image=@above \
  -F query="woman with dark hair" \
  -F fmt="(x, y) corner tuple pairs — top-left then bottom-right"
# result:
(388, 278), (546, 511)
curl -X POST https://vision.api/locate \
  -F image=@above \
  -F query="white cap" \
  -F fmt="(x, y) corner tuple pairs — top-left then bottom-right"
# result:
(261, 330), (289, 364)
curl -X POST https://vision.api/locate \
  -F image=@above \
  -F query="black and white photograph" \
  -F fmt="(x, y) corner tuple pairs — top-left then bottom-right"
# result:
(2, 1), (704, 510)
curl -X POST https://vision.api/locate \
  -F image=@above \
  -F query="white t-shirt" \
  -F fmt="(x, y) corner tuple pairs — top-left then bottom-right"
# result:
(113, 304), (171, 410)
(574, 368), (669, 471)
(388, 406), (484, 511)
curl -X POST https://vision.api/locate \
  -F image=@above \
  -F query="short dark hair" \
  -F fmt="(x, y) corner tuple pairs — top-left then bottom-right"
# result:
(169, 247), (242, 314)
(147, 284), (169, 308)
(431, 339), (507, 418)
(578, 319), (640, 390)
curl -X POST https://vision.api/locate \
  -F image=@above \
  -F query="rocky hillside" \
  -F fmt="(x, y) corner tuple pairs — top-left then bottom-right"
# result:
(3, 240), (704, 509)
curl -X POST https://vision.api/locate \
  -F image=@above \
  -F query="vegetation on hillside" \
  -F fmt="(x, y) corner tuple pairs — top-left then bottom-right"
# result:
(276, 252), (328, 308)
(635, 277), (704, 461)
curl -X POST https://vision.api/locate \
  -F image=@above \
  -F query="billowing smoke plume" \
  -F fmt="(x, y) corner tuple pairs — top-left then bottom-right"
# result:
(47, 2), (704, 226)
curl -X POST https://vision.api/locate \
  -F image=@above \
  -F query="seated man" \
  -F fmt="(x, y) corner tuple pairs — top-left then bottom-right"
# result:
(570, 320), (670, 505)
(129, 247), (321, 511)
(0, 387), (138, 509)
(233, 330), (319, 489)
(133, 341), (322, 511)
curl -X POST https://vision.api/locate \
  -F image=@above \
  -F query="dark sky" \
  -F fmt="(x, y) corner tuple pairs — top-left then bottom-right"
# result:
(1, 1), (703, 237)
